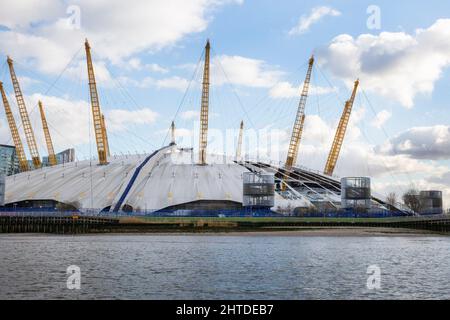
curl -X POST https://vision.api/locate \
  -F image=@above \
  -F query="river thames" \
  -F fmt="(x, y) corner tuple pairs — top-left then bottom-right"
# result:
(0, 234), (449, 299)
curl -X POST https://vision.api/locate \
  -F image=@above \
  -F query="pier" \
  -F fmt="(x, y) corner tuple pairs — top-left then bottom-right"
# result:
(0, 214), (449, 234)
(0, 214), (119, 234)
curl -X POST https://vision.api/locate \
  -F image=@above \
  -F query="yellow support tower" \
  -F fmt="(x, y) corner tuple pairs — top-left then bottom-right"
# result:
(324, 79), (360, 176)
(170, 121), (176, 146)
(198, 40), (210, 165)
(7, 56), (42, 169)
(235, 120), (244, 161)
(0, 81), (29, 172)
(85, 39), (108, 165)
(285, 56), (314, 169)
(101, 113), (110, 157)
(38, 101), (57, 166)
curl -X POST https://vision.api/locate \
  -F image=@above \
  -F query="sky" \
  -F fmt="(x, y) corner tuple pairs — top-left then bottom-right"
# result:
(0, 0), (449, 207)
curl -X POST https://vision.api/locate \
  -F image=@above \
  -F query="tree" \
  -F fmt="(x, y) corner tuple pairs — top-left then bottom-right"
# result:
(386, 192), (397, 209)
(402, 188), (422, 213)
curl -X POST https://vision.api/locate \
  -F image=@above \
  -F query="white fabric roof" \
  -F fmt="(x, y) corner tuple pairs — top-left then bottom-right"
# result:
(4, 147), (252, 211)
(5, 146), (320, 212)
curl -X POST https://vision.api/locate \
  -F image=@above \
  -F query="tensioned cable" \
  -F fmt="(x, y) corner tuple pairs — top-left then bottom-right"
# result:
(355, 93), (409, 196)
(316, 63), (345, 106)
(13, 45), (84, 117)
(211, 47), (257, 131)
(161, 48), (204, 147)
(3, 46), (84, 155)
(361, 89), (415, 186)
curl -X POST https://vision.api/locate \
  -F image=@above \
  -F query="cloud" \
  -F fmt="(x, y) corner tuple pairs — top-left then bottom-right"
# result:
(0, 31), (76, 75)
(318, 19), (450, 108)
(155, 76), (190, 91)
(269, 81), (337, 98)
(0, 0), (242, 75)
(284, 115), (450, 208)
(65, 59), (114, 86)
(21, 94), (93, 152)
(181, 110), (200, 120)
(106, 108), (159, 132)
(3, 93), (158, 158)
(175, 128), (194, 138)
(427, 171), (450, 185)
(125, 58), (168, 74)
(371, 110), (391, 128)
(289, 6), (341, 36)
(212, 55), (284, 88)
(0, 0), (64, 29)
(241, 109), (444, 184)
(377, 125), (450, 160)
(115, 74), (191, 91)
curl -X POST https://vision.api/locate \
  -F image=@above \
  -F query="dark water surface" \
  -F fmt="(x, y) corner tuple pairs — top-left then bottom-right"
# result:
(0, 234), (449, 299)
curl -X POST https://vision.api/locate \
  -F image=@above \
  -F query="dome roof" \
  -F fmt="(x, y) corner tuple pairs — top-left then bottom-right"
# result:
(4, 146), (251, 212)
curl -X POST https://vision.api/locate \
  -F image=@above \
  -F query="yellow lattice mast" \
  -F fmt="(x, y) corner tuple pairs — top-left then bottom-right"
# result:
(285, 56), (314, 169)
(170, 121), (176, 146)
(101, 113), (110, 157)
(7, 56), (41, 169)
(235, 120), (244, 161)
(0, 81), (29, 172)
(324, 79), (360, 176)
(38, 101), (57, 166)
(85, 39), (108, 165)
(198, 40), (210, 165)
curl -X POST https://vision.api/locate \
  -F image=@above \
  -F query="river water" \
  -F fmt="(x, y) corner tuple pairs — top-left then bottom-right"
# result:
(0, 234), (449, 299)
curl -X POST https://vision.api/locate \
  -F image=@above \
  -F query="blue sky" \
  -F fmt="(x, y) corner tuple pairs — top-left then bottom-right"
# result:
(0, 0), (449, 206)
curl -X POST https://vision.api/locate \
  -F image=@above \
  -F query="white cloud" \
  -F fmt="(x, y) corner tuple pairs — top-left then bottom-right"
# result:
(175, 128), (194, 138)
(427, 171), (450, 185)
(377, 125), (450, 160)
(116, 75), (190, 91)
(0, 0), (64, 29)
(106, 108), (159, 132)
(0, 0), (242, 75)
(284, 114), (450, 206)
(0, 32), (76, 75)
(3, 93), (158, 157)
(147, 63), (169, 74)
(241, 109), (445, 190)
(318, 19), (450, 108)
(65, 60), (114, 86)
(181, 110), (200, 120)
(125, 58), (168, 74)
(212, 55), (284, 88)
(22, 93), (93, 151)
(371, 110), (391, 128)
(289, 6), (341, 36)
(155, 76), (190, 91)
(269, 81), (337, 98)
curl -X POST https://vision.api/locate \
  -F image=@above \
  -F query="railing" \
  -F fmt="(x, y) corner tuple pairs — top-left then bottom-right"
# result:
(0, 208), (447, 219)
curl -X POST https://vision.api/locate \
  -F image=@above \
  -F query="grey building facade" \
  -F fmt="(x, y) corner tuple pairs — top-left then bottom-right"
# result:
(42, 148), (76, 166)
(0, 144), (20, 176)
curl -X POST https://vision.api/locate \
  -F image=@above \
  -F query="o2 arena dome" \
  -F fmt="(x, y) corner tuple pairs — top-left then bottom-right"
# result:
(1, 40), (405, 215)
